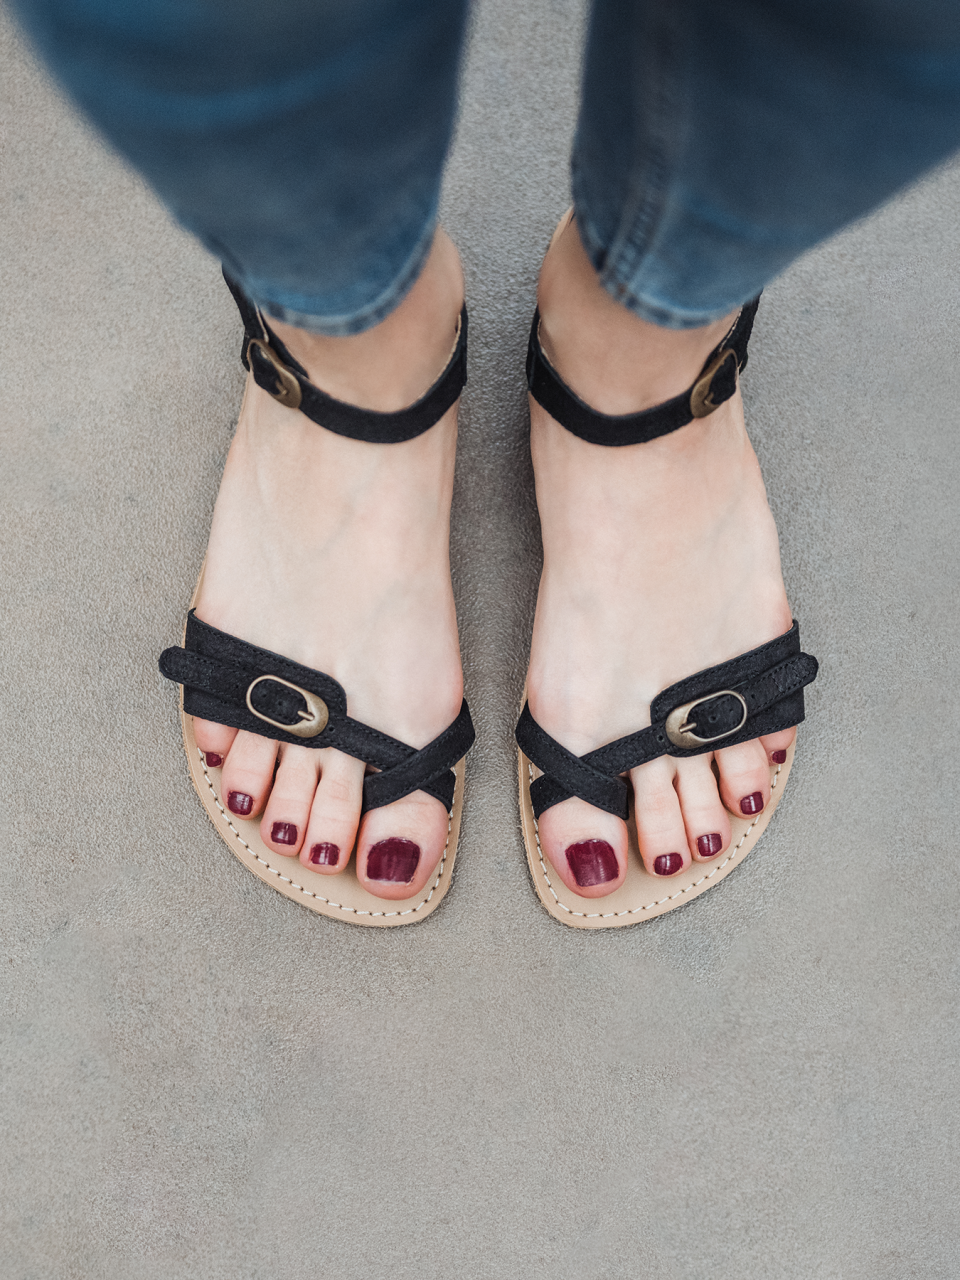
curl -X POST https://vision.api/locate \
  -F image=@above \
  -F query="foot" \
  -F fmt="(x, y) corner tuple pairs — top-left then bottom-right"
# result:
(527, 214), (795, 898)
(192, 229), (465, 901)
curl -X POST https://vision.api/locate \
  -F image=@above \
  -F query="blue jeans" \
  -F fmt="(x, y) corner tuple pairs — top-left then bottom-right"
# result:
(13, 0), (960, 332)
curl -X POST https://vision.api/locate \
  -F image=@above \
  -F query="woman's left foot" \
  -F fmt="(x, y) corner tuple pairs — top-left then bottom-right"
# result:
(527, 215), (795, 898)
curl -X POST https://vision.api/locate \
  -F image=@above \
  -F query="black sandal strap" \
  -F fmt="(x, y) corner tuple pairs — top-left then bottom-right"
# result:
(516, 622), (818, 820)
(159, 613), (475, 813)
(526, 296), (759, 447)
(224, 270), (468, 445)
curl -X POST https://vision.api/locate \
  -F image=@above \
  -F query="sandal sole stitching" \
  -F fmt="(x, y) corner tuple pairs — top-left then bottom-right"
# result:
(526, 757), (782, 918)
(198, 747), (452, 917)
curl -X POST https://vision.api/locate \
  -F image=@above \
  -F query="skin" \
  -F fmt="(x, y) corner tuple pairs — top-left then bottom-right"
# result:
(192, 229), (465, 901)
(192, 216), (793, 901)
(527, 214), (794, 896)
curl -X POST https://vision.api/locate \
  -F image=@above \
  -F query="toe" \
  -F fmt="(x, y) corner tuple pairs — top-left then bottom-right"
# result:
(630, 756), (690, 878)
(714, 738), (770, 818)
(760, 726), (796, 766)
(536, 797), (627, 898)
(356, 791), (451, 902)
(219, 729), (279, 819)
(193, 718), (237, 771)
(300, 749), (365, 874)
(260, 743), (321, 857)
(673, 754), (731, 861)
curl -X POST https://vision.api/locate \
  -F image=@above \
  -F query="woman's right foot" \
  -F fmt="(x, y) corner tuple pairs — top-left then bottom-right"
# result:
(192, 229), (466, 901)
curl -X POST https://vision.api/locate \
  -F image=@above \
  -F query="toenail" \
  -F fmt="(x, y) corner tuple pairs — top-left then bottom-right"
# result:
(366, 837), (420, 883)
(309, 842), (340, 866)
(772, 749), (787, 764)
(566, 839), (619, 887)
(740, 792), (764, 815)
(654, 853), (684, 876)
(228, 791), (253, 816)
(271, 822), (297, 846)
(697, 833), (723, 858)
(205, 753), (223, 768)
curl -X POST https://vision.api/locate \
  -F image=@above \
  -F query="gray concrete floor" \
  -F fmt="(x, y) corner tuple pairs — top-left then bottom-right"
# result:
(3, 3), (960, 1277)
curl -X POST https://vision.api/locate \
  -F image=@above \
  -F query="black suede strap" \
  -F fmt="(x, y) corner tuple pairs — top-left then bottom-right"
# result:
(526, 296), (760, 446)
(516, 622), (818, 820)
(159, 613), (475, 813)
(224, 270), (468, 444)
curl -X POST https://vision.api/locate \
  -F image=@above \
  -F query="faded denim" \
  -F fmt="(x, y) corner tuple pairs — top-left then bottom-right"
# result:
(13, 0), (960, 331)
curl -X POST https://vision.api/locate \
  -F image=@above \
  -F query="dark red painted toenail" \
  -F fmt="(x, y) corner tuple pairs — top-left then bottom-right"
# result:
(697, 833), (723, 858)
(740, 792), (764, 815)
(271, 822), (297, 846)
(654, 853), (684, 876)
(205, 753), (223, 768)
(366, 838), (420, 883)
(772, 749), (787, 764)
(228, 791), (253, 816)
(309, 842), (340, 866)
(566, 840), (619, 887)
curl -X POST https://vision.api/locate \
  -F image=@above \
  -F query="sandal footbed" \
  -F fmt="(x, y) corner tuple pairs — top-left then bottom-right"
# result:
(174, 557), (464, 926)
(181, 703), (464, 926)
(517, 735), (796, 929)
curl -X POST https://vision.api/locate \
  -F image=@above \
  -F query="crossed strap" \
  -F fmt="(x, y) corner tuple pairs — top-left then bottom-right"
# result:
(224, 270), (468, 444)
(516, 623), (818, 821)
(527, 296), (760, 446)
(159, 613), (475, 813)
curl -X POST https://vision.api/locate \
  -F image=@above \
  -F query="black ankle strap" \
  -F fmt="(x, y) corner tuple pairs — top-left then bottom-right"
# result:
(526, 296), (760, 447)
(159, 613), (475, 813)
(516, 622), (817, 820)
(223, 270), (467, 445)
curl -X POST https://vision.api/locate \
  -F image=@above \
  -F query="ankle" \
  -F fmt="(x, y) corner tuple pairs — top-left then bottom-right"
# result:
(269, 227), (464, 413)
(537, 214), (737, 416)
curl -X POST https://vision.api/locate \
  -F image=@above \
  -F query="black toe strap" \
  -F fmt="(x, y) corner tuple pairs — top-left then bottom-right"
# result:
(516, 622), (818, 820)
(527, 296), (759, 447)
(159, 613), (475, 813)
(224, 271), (467, 445)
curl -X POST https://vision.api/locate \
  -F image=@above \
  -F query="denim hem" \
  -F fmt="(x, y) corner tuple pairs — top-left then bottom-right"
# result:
(241, 219), (437, 337)
(573, 202), (748, 331)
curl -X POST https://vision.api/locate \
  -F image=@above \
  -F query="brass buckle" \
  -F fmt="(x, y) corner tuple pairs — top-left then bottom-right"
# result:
(664, 690), (748, 750)
(245, 675), (328, 738)
(689, 347), (738, 419)
(246, 337), (303, 410)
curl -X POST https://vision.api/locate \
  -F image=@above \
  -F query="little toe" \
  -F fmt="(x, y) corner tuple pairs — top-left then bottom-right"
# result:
(260, 743), (321, 857)
(761, 726), (796, 766)
(714, 738), (770, 818)
(536, 797), (627, 898)
(356, 792), (451, 902)
(630, 756), (690, 878)
(219, 729), (279, 819)
(673, 755), (731, 861)
(300, 749), (366, 874)
(193, 718), (237, 771)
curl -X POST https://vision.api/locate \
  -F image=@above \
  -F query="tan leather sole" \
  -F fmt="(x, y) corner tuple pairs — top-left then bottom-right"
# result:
(181, 706), (463, 926)
(518, 737), (796, 929)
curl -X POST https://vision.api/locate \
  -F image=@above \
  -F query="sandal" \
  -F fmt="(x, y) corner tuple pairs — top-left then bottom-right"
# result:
(516, 293), (819, 928)
(159, 271), (475, 926)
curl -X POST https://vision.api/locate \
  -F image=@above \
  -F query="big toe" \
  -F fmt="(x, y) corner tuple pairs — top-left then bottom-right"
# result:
(536, 797), (628, 898)
(356, 792), (452, 902)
